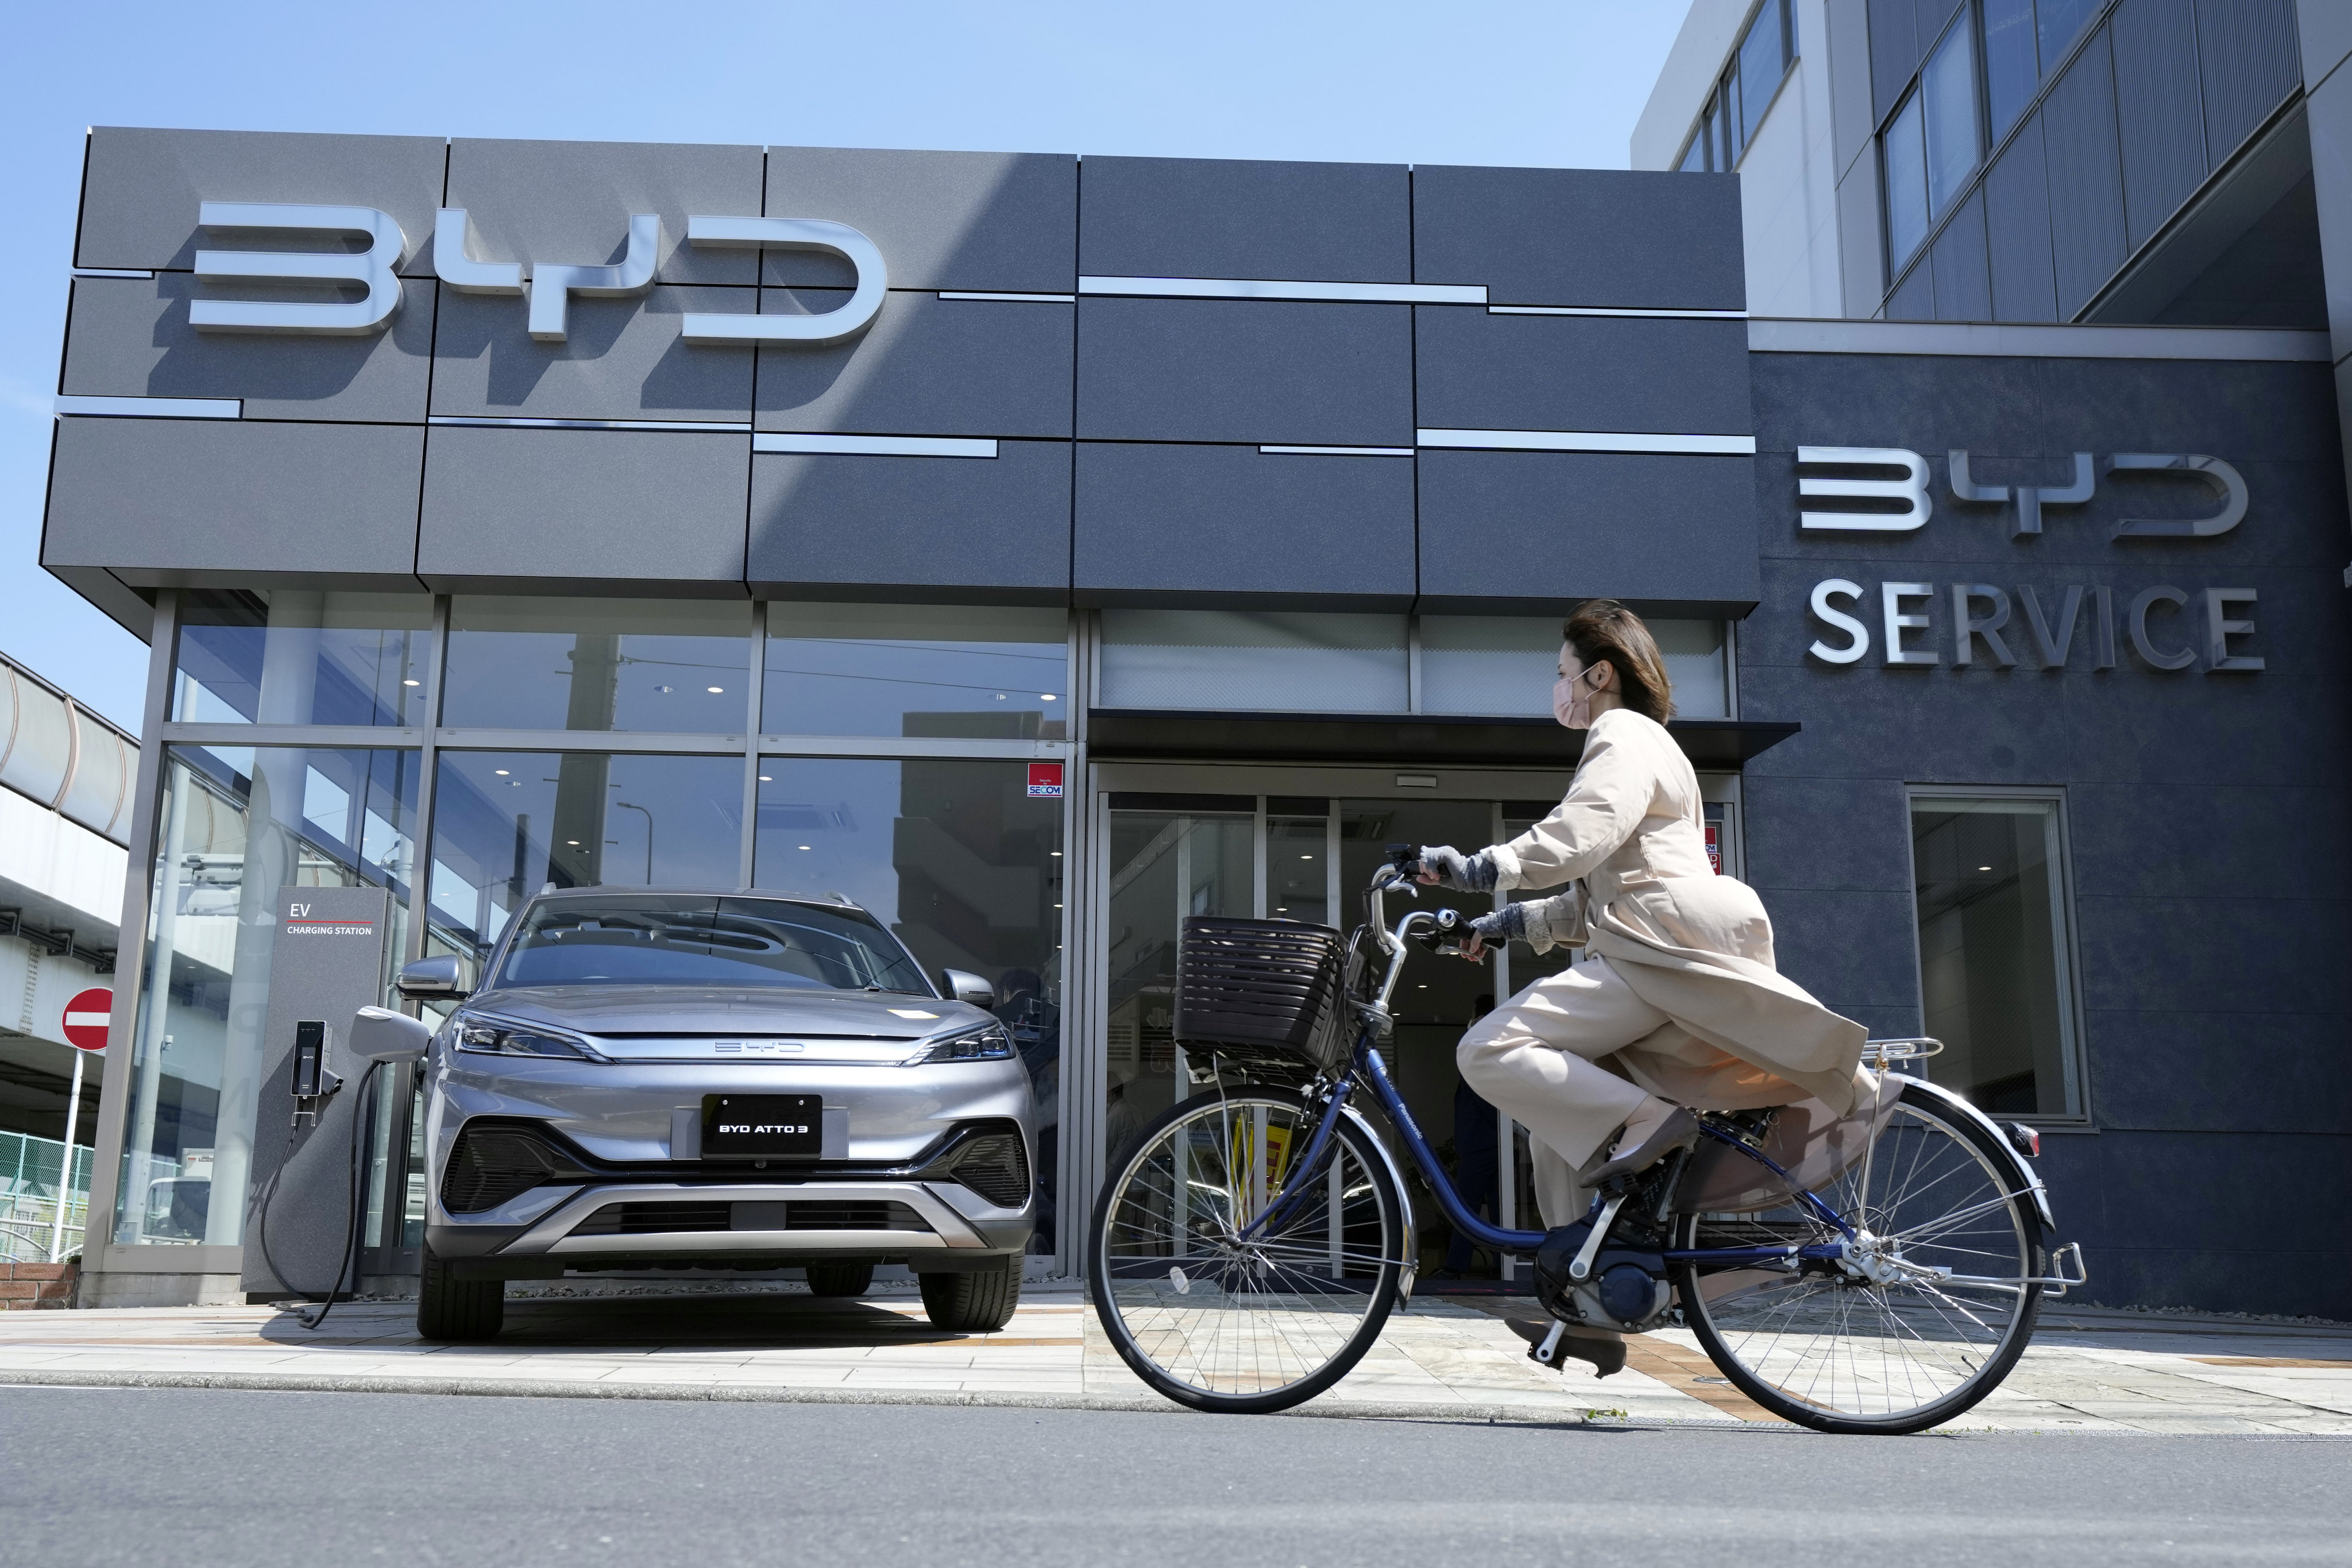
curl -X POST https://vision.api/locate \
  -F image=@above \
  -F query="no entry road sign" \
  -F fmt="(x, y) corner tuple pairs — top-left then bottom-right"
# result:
(62, 988), (113, 1052)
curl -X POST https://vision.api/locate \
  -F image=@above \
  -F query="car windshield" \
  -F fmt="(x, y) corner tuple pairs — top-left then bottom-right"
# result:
(496, 895), (932, 994)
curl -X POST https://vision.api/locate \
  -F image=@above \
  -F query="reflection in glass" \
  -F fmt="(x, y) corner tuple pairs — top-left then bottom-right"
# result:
(1100, 611), (1409, 712)
(1106, 810), (1252, 1139)
(1736, 0), (1787, 147)
(1982, 0), (2040, 140)
(441, 597), (753, 733)
(117, 746), (418, 1246)
(754, 758), (1064, 1242)
(1268, 810), (1332, 927)
(426, 752), (746, 964)
(1884, 91), (1929, 265)
(762, 603), (1068, 740)
(2036, 0), (2099, 72)
(1419, 617), (1728, 720)
(173, 590), (431, 727)
(1910, 797), (2079, 1116)
(1922, 20), (1982, 217)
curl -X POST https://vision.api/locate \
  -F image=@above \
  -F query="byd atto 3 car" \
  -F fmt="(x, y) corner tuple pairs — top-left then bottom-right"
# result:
(390, 889), (1037, 1341)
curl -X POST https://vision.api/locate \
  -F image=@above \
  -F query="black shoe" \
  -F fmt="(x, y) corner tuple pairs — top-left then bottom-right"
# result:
(1507, 1316), (1628, 1377)
(1577, 1107), (1700, 1188)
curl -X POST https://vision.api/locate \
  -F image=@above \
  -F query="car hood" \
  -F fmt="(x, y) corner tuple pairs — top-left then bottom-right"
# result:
(459, 984), (986, 1042)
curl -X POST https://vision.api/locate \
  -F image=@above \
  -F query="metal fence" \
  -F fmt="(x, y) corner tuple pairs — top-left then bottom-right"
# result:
(0, 1128), (94, 1262)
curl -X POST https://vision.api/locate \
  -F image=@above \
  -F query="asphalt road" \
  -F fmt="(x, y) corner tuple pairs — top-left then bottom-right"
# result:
(3, 1387), (2345, 1566)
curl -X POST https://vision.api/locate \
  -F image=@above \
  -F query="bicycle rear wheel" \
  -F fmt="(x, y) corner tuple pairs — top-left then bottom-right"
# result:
(1671, 1082), (2045, 1435)
(1088, 1086), (1404, 1413)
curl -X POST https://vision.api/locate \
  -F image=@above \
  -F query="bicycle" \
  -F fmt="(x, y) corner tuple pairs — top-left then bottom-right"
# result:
(1086, 853), (2088, 1435)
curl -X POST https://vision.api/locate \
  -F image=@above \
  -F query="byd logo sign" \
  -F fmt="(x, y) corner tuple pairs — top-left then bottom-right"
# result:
(1793, 445), (2261, 675)
(187, 202), (885, 346)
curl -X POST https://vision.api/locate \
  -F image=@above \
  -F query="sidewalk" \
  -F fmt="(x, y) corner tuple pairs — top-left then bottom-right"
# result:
(0, 1284), (2346, 1434)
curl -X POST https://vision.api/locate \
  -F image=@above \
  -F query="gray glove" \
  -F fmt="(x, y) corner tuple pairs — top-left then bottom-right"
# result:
(1469, 903), (1527, 945)
(1419, 845), (1500, 893)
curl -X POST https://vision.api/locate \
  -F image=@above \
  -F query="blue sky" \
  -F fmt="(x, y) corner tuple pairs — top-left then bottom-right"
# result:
(0, 1), (1689, 729)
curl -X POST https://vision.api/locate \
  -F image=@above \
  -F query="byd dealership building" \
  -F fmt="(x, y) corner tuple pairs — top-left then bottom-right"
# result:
(38, 128), (2352, 1315)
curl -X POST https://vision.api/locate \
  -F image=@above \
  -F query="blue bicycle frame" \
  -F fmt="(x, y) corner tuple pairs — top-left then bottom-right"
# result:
(1240, 1026), (1855, 1272)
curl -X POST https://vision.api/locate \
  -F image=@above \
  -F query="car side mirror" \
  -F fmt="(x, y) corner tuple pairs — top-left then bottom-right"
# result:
(940, 968), (995, 1009)
(349, 1005), (433, 1065)
(395, 954), (473, 1001)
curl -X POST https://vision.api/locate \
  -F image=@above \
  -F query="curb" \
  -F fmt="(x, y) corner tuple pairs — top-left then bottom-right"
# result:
(0, 1366), (1740, 1427)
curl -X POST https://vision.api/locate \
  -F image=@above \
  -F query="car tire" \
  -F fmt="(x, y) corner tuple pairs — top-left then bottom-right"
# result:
(918, 1256), (1021, 1332)
(416, 1243), (504, 1341)
(804, 1262), (874, 1298)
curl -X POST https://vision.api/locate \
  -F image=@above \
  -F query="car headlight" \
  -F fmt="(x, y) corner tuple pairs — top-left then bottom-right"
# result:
(453, 1015), (604, 1061)
(905, 1022), (1014, 1065)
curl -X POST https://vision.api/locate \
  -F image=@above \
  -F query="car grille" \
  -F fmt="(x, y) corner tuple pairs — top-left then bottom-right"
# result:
(442, 1123), (592, 1213)
(569, 1199), (932, 1237)
(940, 1131), (1030, 1208)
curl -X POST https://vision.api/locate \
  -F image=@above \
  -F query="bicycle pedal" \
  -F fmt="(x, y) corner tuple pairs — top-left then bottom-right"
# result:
(1508, 1316), (1627, 1378)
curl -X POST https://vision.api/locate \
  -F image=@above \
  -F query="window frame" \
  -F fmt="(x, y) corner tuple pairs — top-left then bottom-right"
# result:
(1672, 0), (1801, 174)
(1901, 783), (2091, 1126)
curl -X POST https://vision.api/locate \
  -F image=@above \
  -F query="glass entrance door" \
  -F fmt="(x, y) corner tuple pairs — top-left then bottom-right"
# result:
(1076, 765), (1742, 1284)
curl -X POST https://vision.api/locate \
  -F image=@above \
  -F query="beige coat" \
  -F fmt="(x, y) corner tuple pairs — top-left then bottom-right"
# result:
(1493, 708), (1866, 1115)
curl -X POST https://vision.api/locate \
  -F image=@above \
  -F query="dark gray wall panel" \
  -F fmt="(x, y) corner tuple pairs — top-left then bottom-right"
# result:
(1915, 0), (1965, 48)
(1986, 117), (2061, 320)
(755, 291), (1072, 438)
(1076, 299), (1411, 446)
(1417, 451), (1760, 611)
(747, 440), (1069, 601)
(430, 284), (754, 424)
(2198, 0), (2305, 163)
(2112, 0), (2211, 250)
(61, 273), (433, 422)
(1078, 157), (1408, 281)
(418, 427), (748, 593)
(1887, 260), (1935, 320)
(1072, 444), (1412, 607)
(762, 148), (1076, 292)
(1412, 167), (1745, 310)
(1413, 310), (1752, 434)
(75, 127), (446, 276)
(1930, 194), (1994, 320)
(1868, 0), (1921, 123)
(2042, 27), (2130, 316)
(44, 418), (423, 585)
(443, 138), (763, 287)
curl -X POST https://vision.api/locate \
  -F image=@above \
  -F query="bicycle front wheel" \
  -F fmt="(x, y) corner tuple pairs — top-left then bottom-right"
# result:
(1672, 1082), (2045, 1435)
(1088, 1086), (1405, 1413)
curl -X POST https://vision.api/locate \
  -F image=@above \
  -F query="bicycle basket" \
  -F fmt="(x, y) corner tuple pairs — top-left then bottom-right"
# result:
(1173, 916), (1349, 1079)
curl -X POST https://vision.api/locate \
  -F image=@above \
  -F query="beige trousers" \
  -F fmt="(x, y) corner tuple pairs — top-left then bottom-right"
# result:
(1456, 949), (1667, 1229)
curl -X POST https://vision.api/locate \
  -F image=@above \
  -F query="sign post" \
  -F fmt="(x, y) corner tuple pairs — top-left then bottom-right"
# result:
(52, 987), (110, 1262)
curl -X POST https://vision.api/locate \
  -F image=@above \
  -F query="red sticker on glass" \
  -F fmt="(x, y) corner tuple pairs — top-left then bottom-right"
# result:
(1027, 763), (1064, 798)
(1704, 822), (1721, 875)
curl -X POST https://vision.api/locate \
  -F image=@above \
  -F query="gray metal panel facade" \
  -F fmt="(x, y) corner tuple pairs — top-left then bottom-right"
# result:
(1888, 263), (1936, 321)
(1413, 310), (1752, 434)
(2043, 26), (2130, 318)
(748, 441), (1070, 602)
(1930, 195), (1993, 321)
(2198, 0), (2305, 163)
(754, 290), (1073, 438)
(416, 427), (750, 593)
(443, 137), (764, 287)
(1075, 298), (1413, 446)
(2111, 0), (2210, 252)
(1416, 450), (1761, 612)
(44, 417), (423, 586)
(1868, 0), (1921, 124)
(74, 126), (447, 275)
(1077, 156), (1410, 282)
(762, 147), (1076, 292)
(1072, 444), (1413, 608)
(430, 285), (756, 424)
(1411, 166), (1747, 310)
(1985, 117), (2061, 322)
(62, 273), (435, 422)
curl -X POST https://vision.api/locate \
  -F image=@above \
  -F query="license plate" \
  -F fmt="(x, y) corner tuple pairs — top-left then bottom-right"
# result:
(702, 1094), (822, 1160)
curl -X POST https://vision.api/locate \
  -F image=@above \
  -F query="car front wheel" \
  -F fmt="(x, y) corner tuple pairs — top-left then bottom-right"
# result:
(416, 1243), (504, 1341)
(918, 1256), (1021, 1332)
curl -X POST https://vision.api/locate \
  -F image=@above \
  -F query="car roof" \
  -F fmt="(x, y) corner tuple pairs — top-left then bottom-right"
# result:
(527, 888), (871, 916)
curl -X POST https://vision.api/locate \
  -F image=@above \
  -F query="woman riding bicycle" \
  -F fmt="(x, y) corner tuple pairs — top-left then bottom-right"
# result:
(1417, 600), (1870, 1229)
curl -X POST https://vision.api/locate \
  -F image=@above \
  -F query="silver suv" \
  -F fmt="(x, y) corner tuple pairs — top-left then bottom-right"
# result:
(396, 889), (1036, 1340)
